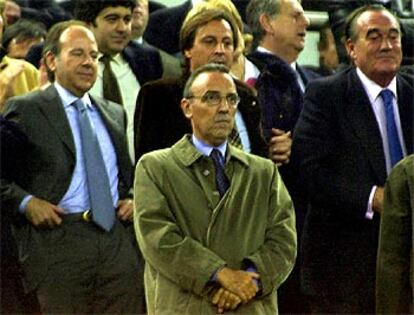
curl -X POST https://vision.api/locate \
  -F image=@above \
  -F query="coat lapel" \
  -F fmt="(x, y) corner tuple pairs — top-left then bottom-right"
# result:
(38, 85), (76, 158)
(345, 69), (386, 182)
(92, 97), (132, 189)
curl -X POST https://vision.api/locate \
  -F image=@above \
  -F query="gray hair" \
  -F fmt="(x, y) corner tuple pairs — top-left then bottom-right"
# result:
(246, 0), (280, 49)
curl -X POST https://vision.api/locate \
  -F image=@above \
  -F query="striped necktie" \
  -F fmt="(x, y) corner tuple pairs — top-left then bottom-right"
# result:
(228, 125), (243, 150)
(210, 148), (229, 197)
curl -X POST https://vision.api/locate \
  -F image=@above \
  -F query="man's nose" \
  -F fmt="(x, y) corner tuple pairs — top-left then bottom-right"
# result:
(380, 36), (393, 50)
(215, 42), (226, 54)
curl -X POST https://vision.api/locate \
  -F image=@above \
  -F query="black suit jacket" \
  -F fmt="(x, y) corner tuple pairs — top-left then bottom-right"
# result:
(143, 0), (192, 55)
(1, 85), (133, 291)
(293, 68), (414, 300)
(134, 76), (266, 161)
(122, 42), (163, 84)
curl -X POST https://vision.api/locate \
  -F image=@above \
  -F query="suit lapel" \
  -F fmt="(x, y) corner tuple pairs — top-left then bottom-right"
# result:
(38, 85), (76, 158)
(396, 74), (414, 154)
(345, 69), (386, 182)
(92, 97), (132, 187)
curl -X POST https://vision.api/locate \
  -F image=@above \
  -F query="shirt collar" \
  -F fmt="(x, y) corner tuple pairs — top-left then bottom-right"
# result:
(356, 67), (397, 102)
(192, 134), (227, 158)
(98, 52), (122, 65)
(54, 82), (93, 109)
(257, 46), (273, 55)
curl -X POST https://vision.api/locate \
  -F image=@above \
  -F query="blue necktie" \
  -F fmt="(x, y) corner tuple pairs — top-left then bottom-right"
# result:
(74, 99), (115, 231)
(380, 89), (403, 167)
(210, 149), (229, 197)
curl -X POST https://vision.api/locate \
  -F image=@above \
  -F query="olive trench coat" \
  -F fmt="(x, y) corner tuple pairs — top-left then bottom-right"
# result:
(134, 135), (297, 314)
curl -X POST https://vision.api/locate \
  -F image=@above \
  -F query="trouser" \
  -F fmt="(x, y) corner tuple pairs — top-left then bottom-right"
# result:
(32, 216), (142, 314)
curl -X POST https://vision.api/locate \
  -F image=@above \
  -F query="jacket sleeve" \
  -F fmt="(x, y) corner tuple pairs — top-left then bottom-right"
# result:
(376, 157), (413, 314)
(0, 104), (32, 213)
(133, 154), (226, 297)
(245, 165), (297, 297)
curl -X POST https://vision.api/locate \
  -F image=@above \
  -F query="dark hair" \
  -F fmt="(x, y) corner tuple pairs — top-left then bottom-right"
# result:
(74, 0), (135, 24)
(183, 63), (232, 98)
(180, 6), (239, 72)
(344, 4), (400, 41)
(246, 0), (280, 50)
(2, 19), (46, 53)
(42, 20), (88, 81)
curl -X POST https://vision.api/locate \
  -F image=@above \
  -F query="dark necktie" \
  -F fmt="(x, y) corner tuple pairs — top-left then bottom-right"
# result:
(210, 148), (229, 197)
(380, 89), (403, 167)
(100, 54), (123, 105)
(74, 99), (115, 231)
(228, 125), (243, 150)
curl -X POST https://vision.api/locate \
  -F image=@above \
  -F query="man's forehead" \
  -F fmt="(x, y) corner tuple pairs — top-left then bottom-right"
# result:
(98, 6), (132, 18)
(357, 10), (399, 32)
(61, 25), (96, 43)
(195, 19), (234, 37)
(192, 72), (235, 91)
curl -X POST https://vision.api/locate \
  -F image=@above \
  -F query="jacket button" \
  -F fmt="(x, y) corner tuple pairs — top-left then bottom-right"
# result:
(203, 170), (210, 176)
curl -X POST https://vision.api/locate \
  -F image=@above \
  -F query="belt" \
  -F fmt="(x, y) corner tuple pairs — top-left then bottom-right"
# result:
(61, 210), (91, 223)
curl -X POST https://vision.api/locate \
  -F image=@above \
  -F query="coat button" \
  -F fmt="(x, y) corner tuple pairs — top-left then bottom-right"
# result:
(203, 170), (210, 176)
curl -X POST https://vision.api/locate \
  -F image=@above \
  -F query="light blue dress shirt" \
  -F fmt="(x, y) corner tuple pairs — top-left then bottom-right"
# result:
(20, 82), (119, 214)
(192, 134), (227, 164)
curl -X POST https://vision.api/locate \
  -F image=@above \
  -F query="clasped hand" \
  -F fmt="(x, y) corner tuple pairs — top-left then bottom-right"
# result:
(212, 267), (259, 313)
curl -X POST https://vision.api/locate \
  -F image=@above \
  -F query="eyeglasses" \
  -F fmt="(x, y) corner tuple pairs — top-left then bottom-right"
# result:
(187, 91), (240, 108)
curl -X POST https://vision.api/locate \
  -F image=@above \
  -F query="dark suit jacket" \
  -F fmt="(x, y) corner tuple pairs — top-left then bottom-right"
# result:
(143, 0), (192, 55)
(248, 50), (320, 236)
(122, 42), (163, 84)
(293, 68), (414, 301)
(134, 76), (266, 161)
(1, 85), (133, 291)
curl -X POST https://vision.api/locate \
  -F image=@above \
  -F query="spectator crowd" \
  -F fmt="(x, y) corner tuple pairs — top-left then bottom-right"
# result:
(1, 0), (413, 314)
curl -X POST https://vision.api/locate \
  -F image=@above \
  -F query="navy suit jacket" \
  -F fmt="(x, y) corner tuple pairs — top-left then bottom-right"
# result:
(293, 67), (414, 299)
(143, 0), (192, 55)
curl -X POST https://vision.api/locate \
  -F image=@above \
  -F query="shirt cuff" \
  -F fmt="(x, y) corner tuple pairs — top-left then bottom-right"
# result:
(210, 265), (226, 282)
(246, 266), (261, 289)
(365, 186), (376, 220)
(19, 195), (33, 214)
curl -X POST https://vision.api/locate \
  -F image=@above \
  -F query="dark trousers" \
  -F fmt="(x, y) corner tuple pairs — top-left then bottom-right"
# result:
(32, 218), (143, 314)
(308, 292), (375, 315)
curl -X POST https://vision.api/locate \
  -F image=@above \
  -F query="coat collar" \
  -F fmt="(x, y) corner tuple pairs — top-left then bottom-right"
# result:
(172, 135), (249, 168)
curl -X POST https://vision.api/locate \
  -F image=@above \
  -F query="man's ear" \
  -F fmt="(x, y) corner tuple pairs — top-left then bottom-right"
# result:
(259, 14), (274, 35)
(345, 38), (356, 62)
(181, 98), (192, 120)
(44, 50), (57, 73)
(184, 48), (192, 59)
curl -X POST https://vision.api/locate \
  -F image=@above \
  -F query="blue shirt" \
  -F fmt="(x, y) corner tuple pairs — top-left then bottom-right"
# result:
(191, 134), (227, 163)
(20, 82), (119, 214)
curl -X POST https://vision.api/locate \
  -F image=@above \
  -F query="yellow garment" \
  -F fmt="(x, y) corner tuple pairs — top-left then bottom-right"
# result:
(0, 55), (39, 100)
